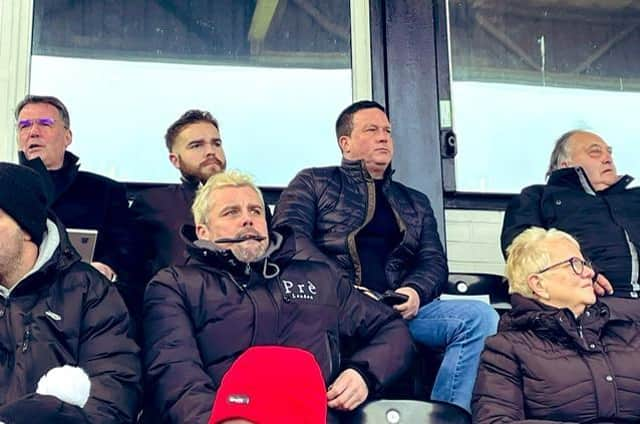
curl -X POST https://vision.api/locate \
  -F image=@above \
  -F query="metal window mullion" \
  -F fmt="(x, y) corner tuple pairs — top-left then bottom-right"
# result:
(350, 0), (372, 101)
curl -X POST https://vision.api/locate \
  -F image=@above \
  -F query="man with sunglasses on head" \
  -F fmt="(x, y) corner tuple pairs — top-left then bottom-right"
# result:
(15, 95), (136, 303)
(501, 129), (638, 299)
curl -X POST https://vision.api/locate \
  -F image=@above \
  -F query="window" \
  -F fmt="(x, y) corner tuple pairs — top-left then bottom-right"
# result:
(30, 0), (355, 185)
(447, 0), (640, 192)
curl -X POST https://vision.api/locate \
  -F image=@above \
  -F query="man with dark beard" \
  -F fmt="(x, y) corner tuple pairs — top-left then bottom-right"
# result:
(142, 171), (412, 424)
(130, 109), (227, 282)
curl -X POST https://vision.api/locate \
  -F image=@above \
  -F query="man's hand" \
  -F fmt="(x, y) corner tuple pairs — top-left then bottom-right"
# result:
(91, 261), (116, 282)
(327, 369), (369, 411)
(593, 272), (614, 296)
(393, 286), (420, 320)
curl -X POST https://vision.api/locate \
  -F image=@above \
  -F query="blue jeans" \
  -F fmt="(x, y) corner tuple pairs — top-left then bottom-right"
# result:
(408, 299), (499, 412)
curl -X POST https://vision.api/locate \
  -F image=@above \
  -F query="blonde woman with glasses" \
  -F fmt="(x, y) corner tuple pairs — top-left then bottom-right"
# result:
(472, 227), (640, 423)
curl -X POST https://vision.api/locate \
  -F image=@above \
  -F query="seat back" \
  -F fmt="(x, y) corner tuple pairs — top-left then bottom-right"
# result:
(445, 272), (511, 311)
(348, 400), (471, 424)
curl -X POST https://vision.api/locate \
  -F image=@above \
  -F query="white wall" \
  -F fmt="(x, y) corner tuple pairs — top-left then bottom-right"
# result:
(0, 0), (32, 162)
(445, 209), (505, 276)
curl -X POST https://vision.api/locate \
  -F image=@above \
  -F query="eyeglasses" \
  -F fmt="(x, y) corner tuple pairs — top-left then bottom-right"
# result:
(17, 118), (58, 130)
(538, 256), (594, 277)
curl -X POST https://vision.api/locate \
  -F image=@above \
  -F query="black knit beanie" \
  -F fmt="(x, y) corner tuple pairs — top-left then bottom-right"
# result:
(0, 162), (48, 245)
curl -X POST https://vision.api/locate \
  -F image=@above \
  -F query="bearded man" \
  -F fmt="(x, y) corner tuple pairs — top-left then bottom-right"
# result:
(142, 171), (412, 424)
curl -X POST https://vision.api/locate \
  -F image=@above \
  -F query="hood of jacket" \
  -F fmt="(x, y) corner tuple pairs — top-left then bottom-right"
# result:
(5, 214), (80, 298)
(179, 224), (298, 279)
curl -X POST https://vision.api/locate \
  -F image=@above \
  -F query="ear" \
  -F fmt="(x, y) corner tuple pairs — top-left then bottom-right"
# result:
(64, 129), (73, 148)
(169, 152), (180, 170)
(196, 223), (210, 241)
(559, 160), (570, 169)
(338, 135), (351, 154)
(527, 274), (550, 300)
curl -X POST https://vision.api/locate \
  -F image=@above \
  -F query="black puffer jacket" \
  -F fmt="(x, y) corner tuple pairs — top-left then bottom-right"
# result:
(472, 294), (640, 423)
(273, 159), (448, 305)
(142, 226), (412, 423)
(501, 167), (640, 298)
(0, 217), (141, 423)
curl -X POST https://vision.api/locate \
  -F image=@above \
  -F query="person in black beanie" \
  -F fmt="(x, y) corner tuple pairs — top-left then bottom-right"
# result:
(0, 163), (48, 245)
(0, 162), (141, 423)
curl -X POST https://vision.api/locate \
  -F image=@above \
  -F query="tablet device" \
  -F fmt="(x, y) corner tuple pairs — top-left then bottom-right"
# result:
(66, 228), (98, 263)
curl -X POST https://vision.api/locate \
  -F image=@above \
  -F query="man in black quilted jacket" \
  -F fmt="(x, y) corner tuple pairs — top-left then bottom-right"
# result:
(273, 100), (499, 412)
(142, 170), (412, 423)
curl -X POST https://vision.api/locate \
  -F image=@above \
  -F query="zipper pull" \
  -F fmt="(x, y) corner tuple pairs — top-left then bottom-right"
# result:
(21, 327), (32, 353)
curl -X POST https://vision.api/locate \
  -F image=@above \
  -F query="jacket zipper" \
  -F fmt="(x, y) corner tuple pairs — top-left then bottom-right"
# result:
(21, 326), (32, 353)
(346, 176), (376, 286)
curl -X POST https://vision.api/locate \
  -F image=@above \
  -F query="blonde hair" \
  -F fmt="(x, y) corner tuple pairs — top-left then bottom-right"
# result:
(505, 227), (580, 297)
(191, 170), (264, 226)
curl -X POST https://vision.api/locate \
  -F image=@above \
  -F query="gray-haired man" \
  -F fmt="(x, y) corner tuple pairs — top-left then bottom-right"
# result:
(502, 129), (632, 297)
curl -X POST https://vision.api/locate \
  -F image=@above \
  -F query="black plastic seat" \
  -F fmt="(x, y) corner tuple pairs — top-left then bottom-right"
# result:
(348, 399), (471, 424)
(445, 272), (511, 312)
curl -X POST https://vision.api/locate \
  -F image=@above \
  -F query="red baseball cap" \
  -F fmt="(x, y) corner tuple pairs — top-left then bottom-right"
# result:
(209, 346), (327, 424)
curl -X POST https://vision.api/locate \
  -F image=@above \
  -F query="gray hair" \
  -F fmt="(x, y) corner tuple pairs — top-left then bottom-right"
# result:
(546, 130), (581, 179)
(15, 95), (71, 129)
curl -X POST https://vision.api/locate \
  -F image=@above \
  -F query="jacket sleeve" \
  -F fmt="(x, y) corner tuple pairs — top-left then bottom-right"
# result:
(500, 187), (545, 258)
(78, 272), (141, 423)
(273, 169), (316, 238)
(143, 269), (216, 423)
(399, 193), (448, 305)
(272, 170), (334, 263)
(0, 393), (91, 424)
(336, 278), (413, 394)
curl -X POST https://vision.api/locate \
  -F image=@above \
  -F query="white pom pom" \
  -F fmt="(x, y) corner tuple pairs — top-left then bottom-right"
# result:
(36, 365), (91, 408)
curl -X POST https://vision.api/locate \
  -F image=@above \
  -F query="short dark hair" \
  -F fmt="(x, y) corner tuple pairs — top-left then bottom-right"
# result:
(165, 109), (220, 151)
(335, 100), (386, 141)
(14, 95), (70, 129)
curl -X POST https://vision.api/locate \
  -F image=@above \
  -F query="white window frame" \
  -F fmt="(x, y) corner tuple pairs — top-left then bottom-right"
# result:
(1, 1), (372, 167)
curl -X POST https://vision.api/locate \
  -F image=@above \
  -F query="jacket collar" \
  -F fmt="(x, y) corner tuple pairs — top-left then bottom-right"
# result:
(547, 167), (633, 196)
(501, 294), (631, 347)
(340, 158), (394, 184)
(49, 152), (81, 200)
(179, 224), (296, 278)
(180, 175), (201, 192)
(19, 151), (80, 202)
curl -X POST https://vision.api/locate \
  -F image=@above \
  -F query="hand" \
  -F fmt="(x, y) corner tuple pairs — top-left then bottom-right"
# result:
(91, 262), (116, 282)
(593, 272), (614, 296)
(327, 368), (369, 411)
(393, 286), (420, 320)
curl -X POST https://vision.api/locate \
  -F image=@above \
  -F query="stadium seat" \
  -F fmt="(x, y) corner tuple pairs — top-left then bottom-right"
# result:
(348, 399), (471, 424)
(445, 272), (511, 312)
